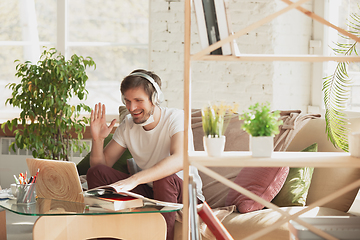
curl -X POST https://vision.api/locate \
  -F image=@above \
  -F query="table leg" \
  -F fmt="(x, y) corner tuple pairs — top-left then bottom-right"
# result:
(0, 210), (6, 240)
(33, 212), (166, 240)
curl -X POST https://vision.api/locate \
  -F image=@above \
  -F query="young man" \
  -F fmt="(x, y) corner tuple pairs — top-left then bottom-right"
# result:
(87, 69), (204, 240)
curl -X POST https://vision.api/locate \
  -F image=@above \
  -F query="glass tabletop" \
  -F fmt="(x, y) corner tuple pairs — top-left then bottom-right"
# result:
(0, 198), (183, 216)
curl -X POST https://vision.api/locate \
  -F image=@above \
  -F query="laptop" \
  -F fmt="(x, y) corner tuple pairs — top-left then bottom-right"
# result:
(26, 158), (84, 203)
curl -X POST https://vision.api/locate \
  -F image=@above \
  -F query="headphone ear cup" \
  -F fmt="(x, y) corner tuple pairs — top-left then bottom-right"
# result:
(121, 95), (126, 105)
(152, 92), (158, 105)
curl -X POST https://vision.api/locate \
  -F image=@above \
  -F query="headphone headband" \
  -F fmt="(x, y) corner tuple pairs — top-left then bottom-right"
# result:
(123, 72), (164, 105)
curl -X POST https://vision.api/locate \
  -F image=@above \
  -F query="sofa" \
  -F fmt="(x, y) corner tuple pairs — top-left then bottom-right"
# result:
(173, 110), (360, 240)
(77, 108), (360, 240)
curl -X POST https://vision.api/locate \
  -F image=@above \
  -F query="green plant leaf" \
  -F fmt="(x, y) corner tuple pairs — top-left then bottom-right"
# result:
(322, 10), (360, 152)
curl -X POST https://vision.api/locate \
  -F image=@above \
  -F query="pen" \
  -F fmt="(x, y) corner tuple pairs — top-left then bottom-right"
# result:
(13, 175), (19, 184)
(32, 168), (40, 183)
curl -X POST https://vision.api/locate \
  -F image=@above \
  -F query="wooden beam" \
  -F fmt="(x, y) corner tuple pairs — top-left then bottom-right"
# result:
(281, 0), (360, 43)
(183, 0), (191, 238)
(196, 54), (360, 62)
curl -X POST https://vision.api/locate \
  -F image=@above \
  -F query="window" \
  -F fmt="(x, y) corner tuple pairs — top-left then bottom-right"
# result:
(323, 0), (360, 111)
(0, 0), (149, 122)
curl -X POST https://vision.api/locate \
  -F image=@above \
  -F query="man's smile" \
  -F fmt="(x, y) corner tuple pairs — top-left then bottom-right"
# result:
(131, 110), (144, 118)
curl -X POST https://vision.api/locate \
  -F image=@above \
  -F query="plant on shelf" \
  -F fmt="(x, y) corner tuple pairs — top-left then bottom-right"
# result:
(1, 48), (96, 161)
(322, 7), (360, 152)
(239, 102), (282, 157)
(239, 102), (282, 137)
(201, 102), (238, 157)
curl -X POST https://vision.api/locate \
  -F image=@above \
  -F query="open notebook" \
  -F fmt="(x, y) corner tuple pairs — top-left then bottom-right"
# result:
(26, 158), (84, 203)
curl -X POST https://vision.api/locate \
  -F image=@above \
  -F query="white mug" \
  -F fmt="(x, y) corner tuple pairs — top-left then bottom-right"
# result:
(10, 183), (17, 197)
(348, 132), (360, 157)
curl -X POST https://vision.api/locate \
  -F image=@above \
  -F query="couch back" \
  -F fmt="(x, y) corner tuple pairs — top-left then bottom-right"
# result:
(287, 118), (360, 212)
(192, 112), (360, 213)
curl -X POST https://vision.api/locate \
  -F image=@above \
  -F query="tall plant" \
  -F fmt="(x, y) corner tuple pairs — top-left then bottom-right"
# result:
(1, 48), (96, 160)
(202, 102), (238, 138)
(323, 9), (360, 152)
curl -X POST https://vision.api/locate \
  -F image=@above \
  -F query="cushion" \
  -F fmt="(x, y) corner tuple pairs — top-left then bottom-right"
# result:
(306, 167), (360, 212)
(174, 206), (351, 240)
(271, 143), (317, 207)
(199, 167), (243, 209)
(225, 167), (289, 213)
(76, 134), (132, 175)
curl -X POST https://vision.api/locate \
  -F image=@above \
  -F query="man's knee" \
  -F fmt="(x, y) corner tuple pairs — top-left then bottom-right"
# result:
(86, 164), (110, 178)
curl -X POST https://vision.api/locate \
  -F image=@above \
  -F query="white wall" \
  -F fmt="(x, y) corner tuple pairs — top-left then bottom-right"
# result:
(149, 0), (314, 112)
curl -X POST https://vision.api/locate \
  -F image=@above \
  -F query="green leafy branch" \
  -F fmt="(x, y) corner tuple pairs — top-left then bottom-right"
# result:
(323, 10), (360, 151)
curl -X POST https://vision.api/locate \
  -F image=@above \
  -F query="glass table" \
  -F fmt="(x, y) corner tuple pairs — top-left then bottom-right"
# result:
(0, 198), (182, 240)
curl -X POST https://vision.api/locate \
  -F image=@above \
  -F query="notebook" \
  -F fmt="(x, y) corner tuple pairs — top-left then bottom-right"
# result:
(26, 158), (84, 203)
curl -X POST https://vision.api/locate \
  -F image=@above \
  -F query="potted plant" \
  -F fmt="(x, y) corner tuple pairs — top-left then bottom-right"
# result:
(201, 102), (238, 157)
(1, 48), (96, 161)
(239, 102), (282, 157)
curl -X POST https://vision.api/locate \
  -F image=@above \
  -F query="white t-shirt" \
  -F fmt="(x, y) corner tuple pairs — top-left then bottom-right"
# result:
(113, 107), (204, 201)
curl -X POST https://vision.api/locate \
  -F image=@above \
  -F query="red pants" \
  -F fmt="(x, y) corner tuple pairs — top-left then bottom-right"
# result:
(87, 164), (183, 240)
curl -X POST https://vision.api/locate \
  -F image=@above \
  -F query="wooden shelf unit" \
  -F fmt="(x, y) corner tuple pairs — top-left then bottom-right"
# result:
(182, 0), (360, 239)
(188, 151), (360, 168)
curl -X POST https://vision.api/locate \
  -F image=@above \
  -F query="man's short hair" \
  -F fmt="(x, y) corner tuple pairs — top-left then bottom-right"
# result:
(120, 69), (162, 104)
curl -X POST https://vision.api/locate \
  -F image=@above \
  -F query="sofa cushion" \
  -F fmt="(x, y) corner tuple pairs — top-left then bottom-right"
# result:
(76, 134), (131, 175)
(174, 206), (351, 240)
(271, 143), (317, 207)
(306, 167), (360, 212)
(225, 167), (289, 213)
(199, 167), (243, 209)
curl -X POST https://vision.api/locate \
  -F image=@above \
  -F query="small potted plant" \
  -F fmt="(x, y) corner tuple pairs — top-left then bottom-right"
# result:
(1, 48), (96, 161)
(202, 102), (238, 157)
(239, 102), (282, 157)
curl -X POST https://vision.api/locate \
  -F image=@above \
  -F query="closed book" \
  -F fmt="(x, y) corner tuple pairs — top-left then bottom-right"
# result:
(193, 0), (209, 51)
(213, 0), (231, 55)
(202, 0), (222, 55)
(197, 201), (234, 240)
(84, 193), (143, 211)
(85, 187), (183, 208)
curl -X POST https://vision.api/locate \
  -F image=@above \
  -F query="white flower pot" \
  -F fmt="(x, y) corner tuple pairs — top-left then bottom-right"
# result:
(203, 136), (226, 157)
(250, 136), (274, 158)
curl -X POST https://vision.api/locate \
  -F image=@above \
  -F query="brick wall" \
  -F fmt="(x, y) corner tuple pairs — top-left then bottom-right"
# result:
(149, 0), (313, 112)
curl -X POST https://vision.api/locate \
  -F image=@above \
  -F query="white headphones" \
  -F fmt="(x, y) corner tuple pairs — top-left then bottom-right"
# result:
(121, 72), (164, 105)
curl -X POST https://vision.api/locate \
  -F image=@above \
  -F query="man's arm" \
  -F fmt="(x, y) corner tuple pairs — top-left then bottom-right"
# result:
(110, 131), (184, 192)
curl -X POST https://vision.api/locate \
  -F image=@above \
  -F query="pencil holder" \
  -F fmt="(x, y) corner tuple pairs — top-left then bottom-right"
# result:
(16, 183), (36, 204)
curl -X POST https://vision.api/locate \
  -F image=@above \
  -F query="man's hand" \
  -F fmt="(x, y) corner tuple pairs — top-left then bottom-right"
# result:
(113, 176), (139, 192)
(90, 103), (116, 141)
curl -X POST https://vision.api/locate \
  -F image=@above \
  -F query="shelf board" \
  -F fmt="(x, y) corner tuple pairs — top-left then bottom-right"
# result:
(189, 151), (360, 168)
(192, 54), (360, 62)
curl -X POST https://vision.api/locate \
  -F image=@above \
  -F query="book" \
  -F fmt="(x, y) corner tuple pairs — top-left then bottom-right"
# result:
(85, 185), (183, 208)
(194, 0), (240, 56)
(84, 193), (143, 211)
(193, 0), (210, 51)
(197, 201), (234, 240)
(213, 0), (231, 55)
(202, 0), (222, 55)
